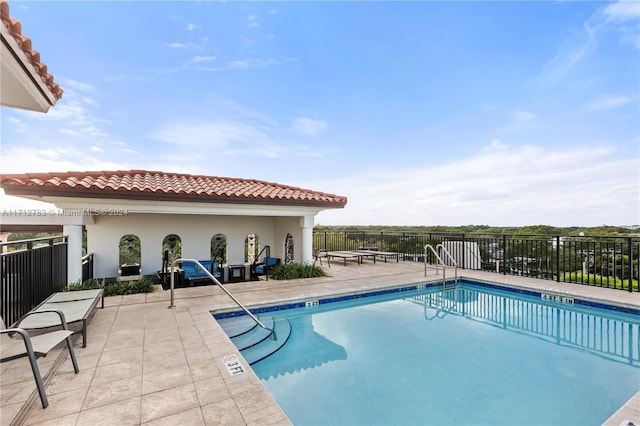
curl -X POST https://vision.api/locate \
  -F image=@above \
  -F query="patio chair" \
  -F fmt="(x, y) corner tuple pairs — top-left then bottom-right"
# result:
(1, 311), (79, 409)
(17, 289), (104, 348)
(250, 256), (280, 281)
(181, 260), (221, 285)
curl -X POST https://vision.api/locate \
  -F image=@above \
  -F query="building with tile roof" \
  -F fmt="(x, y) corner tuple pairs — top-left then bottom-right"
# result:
(1, 170), (347, 281)
(1, 0), (63, 112)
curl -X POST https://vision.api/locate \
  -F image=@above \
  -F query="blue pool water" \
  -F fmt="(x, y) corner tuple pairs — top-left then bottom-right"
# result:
(249, 282), (640, 426)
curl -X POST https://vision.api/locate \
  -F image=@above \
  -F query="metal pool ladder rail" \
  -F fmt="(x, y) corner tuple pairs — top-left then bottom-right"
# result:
(424, 244), (458, 285)
(168, 259), (277, 340)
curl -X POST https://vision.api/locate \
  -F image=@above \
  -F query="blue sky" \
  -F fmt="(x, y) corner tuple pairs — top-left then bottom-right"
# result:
(1, 1), (639, 227)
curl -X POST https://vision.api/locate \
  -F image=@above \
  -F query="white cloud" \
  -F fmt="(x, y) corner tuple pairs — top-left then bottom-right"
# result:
(152, 120), (269, 151)
(164, 42), (186, 49)
(0, 146), (124, 174)
(536, 23), (596, 85)
(291, 118), (328, 136)
(196, 57), (278, 72)
(190, 56), (216, 63)
(62, 79), (97, 94)
(603, 1), (640, 21)
(482, 139), (507, 152)
(186, 23), (201, 31)
(513, 110), (537, 122)
(150, 117), (326, 162)
(586, 95), (633, 110)
(228, 60), (250, 69)
(314, 144), (639, 227)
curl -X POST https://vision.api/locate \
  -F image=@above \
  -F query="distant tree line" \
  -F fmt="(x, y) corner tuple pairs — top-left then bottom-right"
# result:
(314, 225), (639, 237)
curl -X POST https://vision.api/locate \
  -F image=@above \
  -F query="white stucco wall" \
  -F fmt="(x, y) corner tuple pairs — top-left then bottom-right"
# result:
(87, 213), (305, 278)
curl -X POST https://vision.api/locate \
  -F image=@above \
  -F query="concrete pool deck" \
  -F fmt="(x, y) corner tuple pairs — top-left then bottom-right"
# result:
(1, 261), (638, 425)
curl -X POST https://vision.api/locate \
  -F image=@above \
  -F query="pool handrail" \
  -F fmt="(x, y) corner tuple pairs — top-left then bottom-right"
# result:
(424, 244), (458, 285)
(168, 258), (277, 340)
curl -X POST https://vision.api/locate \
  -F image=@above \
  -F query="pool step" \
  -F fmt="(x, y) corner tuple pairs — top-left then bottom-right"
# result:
(218, 314), (292, 365)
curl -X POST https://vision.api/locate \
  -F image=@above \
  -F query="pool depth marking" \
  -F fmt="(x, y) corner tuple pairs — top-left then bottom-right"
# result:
(541, 293), (575, 304)
(222, 354), (245, 376)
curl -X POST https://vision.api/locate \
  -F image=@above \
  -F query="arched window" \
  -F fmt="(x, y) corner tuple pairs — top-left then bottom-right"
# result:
(284, 233), (294, 264)
(245, 233), (259, 264)
(211, 234), (227, 264)
(162, 234), (182, 265)
(119, 234), (141, 266)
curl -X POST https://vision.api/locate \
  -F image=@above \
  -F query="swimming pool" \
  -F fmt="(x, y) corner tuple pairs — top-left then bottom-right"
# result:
(244, 281), (639, 426)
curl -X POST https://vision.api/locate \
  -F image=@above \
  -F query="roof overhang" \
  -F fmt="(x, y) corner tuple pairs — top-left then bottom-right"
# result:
(0, 18), (57, 112)
(9, 195), (330, 218)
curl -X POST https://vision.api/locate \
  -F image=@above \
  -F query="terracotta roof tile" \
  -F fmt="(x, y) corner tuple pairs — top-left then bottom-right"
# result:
(1, 0), (63, 100)
(0, 170), (348, 208)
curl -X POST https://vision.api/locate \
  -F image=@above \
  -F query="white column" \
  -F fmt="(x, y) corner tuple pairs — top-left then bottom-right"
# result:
(64, 224), (83, 285)
(300, 215), (315, 264)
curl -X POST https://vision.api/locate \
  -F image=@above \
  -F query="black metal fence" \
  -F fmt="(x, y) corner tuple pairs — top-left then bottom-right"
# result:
(313, 231), (640, 292)
(0, 236), (68, 326)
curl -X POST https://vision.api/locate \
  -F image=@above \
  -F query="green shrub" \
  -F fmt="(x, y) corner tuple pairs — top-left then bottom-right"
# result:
(269, 263), (326, 280)
(560, 272), (638, 291)
(67, 278), (155, 296)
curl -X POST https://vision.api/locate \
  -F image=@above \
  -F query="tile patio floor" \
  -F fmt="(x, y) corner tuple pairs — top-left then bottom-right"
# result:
(1, 261), (638, 425)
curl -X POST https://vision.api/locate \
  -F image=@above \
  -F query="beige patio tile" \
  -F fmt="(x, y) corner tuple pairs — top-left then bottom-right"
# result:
(103, 295), (123, 307)
(245, 405), (292, 426)
(179, 333), (206, 349)
(142, 337), (184, 355)
(76, 396), (141, 426)
(46, 367), (95, 395)
(140, 383), (199, 423)
(144, 291), (168, 304)
(98, 344), (144, 367)
(92, 358), (143, 385)
(231, 385), (279, 416)
(187, 358), (223, 382)
(193, 378), (232, 406)
(141, 406), (205, 426)
(141, 364), (192, 395)
(24, 387), (86, 424)
(0, 401), (25, 425)
(120, 293), (147, 305)
(144, 328), (180, 345)
(184, 347), (214, 365)
(103, 334), (144, 352)
(0, 379), (35, 406)
(142, 349), (187, 374)
(26, 412), (79, 426)
(83, 376), (142, 410)
(200, 397), (245, 426)
(0, 359), (32, 379)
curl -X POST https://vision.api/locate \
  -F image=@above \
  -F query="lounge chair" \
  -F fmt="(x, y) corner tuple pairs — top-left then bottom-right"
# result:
(314, 250), (363, 267)
(16, 289), (104, 348)
(250, 256), (280, 281)
(1, 311), (79, 408)
(181, 260), (221, 285)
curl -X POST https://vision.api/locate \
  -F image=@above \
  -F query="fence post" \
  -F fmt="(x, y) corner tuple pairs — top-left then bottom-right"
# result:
(502, 234), (507, 275)
(628, 237), (633, 292)
(556, 236), (561, 282)
(461, 233), (466, 270)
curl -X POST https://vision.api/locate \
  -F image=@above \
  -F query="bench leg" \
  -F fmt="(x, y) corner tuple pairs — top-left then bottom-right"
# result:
(26, 344), (48, 408)
(65, 335), (80, 374)
(82, 319), (87, 348)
